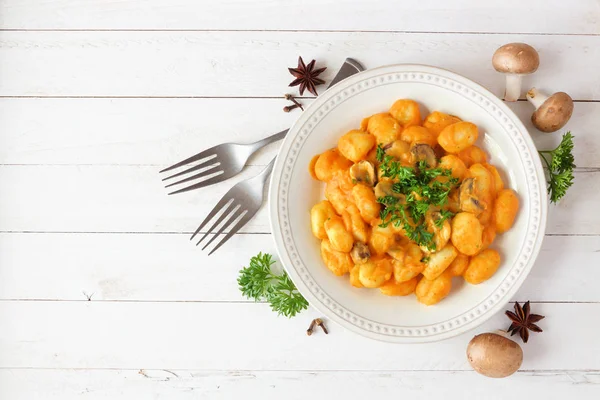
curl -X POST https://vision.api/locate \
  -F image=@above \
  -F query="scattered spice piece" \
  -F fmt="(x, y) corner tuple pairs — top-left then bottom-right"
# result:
(505, 301), (544, 343)
(288, 56), (327, 96)
(315, 318), (329, 334)
(306, 319), (316, 336)
(284, 94), (304, 110)
(283, 104), (301, 113)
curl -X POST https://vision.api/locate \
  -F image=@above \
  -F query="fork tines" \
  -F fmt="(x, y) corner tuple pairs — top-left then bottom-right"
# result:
(190, 198), (252, 255)
(160, 149), (225, 195)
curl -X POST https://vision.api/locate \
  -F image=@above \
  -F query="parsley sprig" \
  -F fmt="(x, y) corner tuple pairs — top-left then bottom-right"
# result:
(238, 252), (308, 318)
(538, 132), (575, 203)
(375, 145), (458, 251)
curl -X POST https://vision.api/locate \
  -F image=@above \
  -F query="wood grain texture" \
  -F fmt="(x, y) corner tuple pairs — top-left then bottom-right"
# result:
(0, 234), (597, 302)
(0, 0), (598, 393)
(1, 0), (598, 34)
(0, 165), (596, 234)
(1, 369), (599, 400)
(0, 302), (597, 370)
(0, 98), (595, 167)
(0, 32), (598, 99)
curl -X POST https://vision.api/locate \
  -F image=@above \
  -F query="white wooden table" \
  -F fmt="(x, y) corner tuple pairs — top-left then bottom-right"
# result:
(0, 1), (599, 398)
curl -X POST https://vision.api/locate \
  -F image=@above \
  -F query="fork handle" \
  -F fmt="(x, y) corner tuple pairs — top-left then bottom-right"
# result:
(248, 129), (288, 154)
(256, 157), (276, 184)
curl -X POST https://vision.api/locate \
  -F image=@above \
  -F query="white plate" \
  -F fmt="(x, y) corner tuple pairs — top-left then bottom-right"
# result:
(269, 64), (547, 343)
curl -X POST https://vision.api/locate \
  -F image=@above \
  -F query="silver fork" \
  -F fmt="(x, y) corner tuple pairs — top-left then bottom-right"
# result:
(160, 130), (286, 195)
(190, 158), (275, 255)
(189, 58), (365, 254)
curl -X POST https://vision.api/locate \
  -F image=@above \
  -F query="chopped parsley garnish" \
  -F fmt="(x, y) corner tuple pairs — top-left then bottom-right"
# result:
(376, 148), (459, 251)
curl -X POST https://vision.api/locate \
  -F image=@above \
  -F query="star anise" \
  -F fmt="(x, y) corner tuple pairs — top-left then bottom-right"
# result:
(288, 56), (327, 96)
(505, 301), (544, 343)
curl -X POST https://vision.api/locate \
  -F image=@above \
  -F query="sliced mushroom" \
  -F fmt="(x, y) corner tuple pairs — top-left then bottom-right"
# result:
(350, 242), (371, 265)
(467, 332), (523, 378)
(349, 160), (376, 187)
(492, 43), (539, 102)
(411, 143), (437, 168)
(374, 180), (406, 202)
(447, 188), (461, 213)
(459, 178), (485, 214)
(526, 88), (574, 133)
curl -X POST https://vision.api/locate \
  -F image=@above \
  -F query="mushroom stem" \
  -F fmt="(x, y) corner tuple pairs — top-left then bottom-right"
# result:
(504, 75), (522, 102)
(526, 87), (549, 109)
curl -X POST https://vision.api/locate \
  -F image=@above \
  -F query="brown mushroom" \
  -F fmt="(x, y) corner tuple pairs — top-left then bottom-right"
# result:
(350, 160), (376, 186)
(350, 242), (371, 264)
(492, 43), (539, 102)
(411, 143), (437, 168)
(459, 178), (485, 214)
(467, 332), (523, 378)
(526, 88), (574, 133)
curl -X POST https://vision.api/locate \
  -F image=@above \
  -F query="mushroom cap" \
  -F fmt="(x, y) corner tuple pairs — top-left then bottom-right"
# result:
(467, 333), (523, 378)
(410, 143), (438, 168)
(492, 43), (540, 74)
(531, 91), (574, 133)
(350, 160), (376, 186)
(350, 242), (371, 265)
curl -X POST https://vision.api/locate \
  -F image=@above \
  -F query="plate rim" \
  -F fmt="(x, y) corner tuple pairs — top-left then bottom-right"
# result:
(268, 64), (548, 343)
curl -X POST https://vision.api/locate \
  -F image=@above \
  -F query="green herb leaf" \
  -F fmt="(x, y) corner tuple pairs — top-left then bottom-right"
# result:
(376, 144), (385, 162)
(538, 132), (576, 203)
(237, 252), (276, 300)
(238, 252), (308, 318)
(435, 209), (455, 228)
(269, 273), (309, 318)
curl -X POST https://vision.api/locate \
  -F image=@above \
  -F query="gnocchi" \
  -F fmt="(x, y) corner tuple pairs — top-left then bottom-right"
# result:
(359, 257), (394, 288)
(379, 277), (418, 296)
(367, 113), (402, 145)
(400, 125), (438, 148)
(389, 99), (421, 127)
(451, 212), (484, 256)
(314, 149), (352, 181)
(310, 200), (337, 239)
(438, 121), (479, 153)
(447, 253), (470, 277)
(324, 216), (354, 252)
(309, 99), (519, 305)
(494, 189), (519, 233)
(416, 270), (453, 306)
(338, 130), (376, 163)
(457, 145), (488, 167)
(423, 111), (462, 136)
(464, 249), (501, 284)
(321, 239), (353, 276)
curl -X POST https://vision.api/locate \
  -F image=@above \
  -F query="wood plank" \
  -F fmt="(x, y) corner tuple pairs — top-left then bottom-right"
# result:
(0, 233), (597, 303)
(1, 369), (598, 400)
(0, 98), (294, 167)
(0, 98), (595, 167)
(0, 302), (596, 370)
(0, 32), (598, 99)
(0, 0), (597, 34)
(0, 165), (596, 234)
